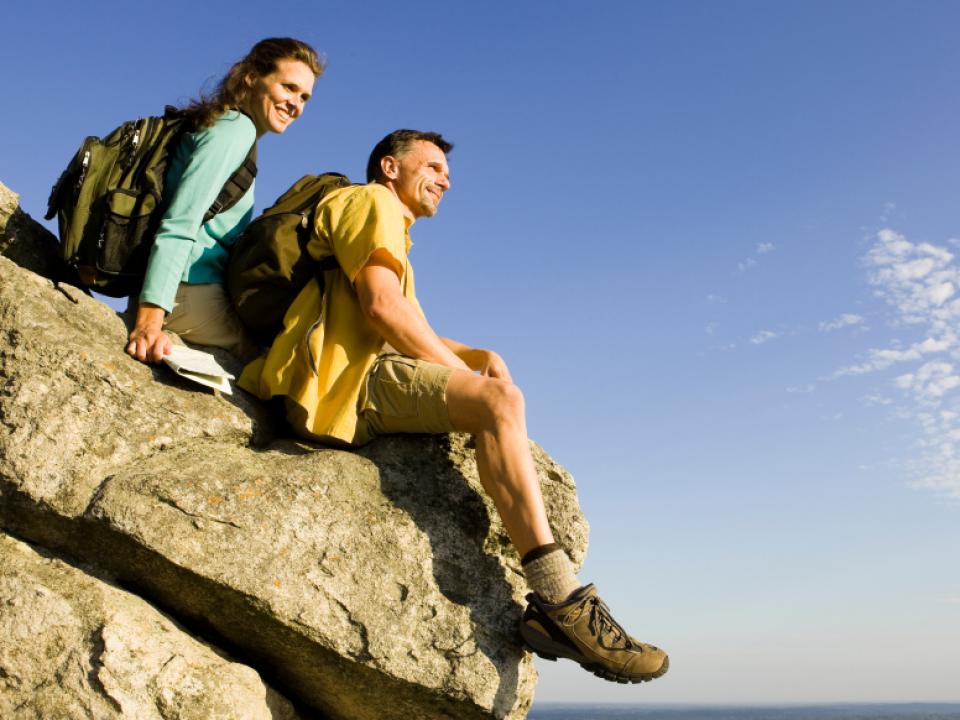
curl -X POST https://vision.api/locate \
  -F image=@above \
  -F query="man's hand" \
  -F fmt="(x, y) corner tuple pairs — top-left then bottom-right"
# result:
(126, 303), (172, 364)
(461, 348), (512, 382)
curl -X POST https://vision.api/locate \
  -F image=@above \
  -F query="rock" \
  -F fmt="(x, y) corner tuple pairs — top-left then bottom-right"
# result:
(0, 531), (304, 720)
(0, 255), (279, 532)
(0, 187), (589, 719)
(0, 181), (62, 280)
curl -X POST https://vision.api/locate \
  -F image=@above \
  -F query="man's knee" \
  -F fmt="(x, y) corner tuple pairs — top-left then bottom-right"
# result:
(446, 371), (527, 434)
(482, 378), (525, 428)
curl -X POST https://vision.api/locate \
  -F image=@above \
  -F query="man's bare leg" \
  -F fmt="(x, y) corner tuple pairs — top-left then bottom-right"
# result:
(444, 367), (669, 683)
(445, 369), (553, 557)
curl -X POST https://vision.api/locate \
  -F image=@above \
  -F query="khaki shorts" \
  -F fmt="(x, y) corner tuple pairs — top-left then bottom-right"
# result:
(355, 353), (455, 441)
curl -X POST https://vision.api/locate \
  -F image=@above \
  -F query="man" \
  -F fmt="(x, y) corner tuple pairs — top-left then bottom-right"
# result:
(239, 129), (669, 684)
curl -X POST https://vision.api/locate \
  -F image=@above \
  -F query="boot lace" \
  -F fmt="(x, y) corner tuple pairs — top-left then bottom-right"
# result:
(581, 595), (635, 650)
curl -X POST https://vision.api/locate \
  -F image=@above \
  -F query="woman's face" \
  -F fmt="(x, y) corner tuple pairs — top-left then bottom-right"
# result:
(243, 58), (315, 136)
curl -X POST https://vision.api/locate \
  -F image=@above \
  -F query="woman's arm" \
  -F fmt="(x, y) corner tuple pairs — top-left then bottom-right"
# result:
(126, 303), (171, 363)
(127, 112), (256, 362)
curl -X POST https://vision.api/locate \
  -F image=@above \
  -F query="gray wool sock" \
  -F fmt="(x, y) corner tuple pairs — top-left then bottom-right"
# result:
(521, 545), (580, 604)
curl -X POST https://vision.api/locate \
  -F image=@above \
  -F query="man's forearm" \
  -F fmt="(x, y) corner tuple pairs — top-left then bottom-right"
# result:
(440, 338), (512, 381)
(441, 337), (484, 367)
(366, 293), (469, 371)
(441, 336), (472, 358)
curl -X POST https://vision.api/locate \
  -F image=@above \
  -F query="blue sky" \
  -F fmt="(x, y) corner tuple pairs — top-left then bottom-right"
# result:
(4, 0), (959, 706)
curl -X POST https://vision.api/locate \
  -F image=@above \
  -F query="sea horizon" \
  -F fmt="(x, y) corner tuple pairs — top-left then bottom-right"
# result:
(528, 702), (960, 720)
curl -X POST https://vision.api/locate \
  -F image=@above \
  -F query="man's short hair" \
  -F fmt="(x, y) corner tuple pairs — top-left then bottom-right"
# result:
(366, 129), (454, 183)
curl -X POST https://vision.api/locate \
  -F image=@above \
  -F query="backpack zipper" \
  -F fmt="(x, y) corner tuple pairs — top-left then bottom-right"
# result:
(75, 150), (91, 192)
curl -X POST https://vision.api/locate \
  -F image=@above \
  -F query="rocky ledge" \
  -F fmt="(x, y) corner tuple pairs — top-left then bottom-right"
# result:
(0, 181), (588, 719)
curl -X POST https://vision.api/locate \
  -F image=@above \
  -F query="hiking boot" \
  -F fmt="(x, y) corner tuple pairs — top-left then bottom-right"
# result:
(519, 584), (669, 684)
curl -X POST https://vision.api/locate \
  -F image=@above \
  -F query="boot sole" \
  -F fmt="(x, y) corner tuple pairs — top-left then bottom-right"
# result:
(519, 622), (669, 684)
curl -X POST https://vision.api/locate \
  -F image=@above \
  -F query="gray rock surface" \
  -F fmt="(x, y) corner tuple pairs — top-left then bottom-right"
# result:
(0, 532), (303, 720)
(0, 184), (589, 719)
(0, 181), (61, 279)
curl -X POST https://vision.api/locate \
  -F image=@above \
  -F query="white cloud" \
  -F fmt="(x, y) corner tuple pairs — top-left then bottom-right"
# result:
(865, 229), (960, 332)
(933, 378), (960, 399)
(897, 362), (960, 400)
(706, 294), (727, 305)
(928, 281), (956, 306)
(894, 373), (914, 390)
(819, 313), (865, 332)
(786, 384), (815, 394)
(750, 330), (778, 345)
(908, 462), (960, 499)
(892, 258), (937, 282)
(832, 335), (956, 377)
(705, 321), (719, 336)
(735, 242), (776, 273)
(847, 228), (960, 499)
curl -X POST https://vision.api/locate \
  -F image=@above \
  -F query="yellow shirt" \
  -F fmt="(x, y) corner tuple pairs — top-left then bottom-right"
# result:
(238, 183), (420, 445)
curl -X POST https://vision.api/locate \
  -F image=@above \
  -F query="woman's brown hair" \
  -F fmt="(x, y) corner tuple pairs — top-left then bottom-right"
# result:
(182, 37), (323, 129)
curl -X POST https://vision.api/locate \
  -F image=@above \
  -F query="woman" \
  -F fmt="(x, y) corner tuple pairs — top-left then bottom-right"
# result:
(126, 37), (322, 364)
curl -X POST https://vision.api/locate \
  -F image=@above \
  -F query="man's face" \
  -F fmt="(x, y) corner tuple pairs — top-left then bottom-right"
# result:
(387, 141), (451, 219)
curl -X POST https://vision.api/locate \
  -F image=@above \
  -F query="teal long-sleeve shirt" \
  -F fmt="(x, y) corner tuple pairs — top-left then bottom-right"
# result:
(139, 110), (256, 312)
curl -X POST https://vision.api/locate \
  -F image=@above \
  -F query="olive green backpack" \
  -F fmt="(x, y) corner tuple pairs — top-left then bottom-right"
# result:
(227, 172), (353, 346)
(45, 106), (256, 297)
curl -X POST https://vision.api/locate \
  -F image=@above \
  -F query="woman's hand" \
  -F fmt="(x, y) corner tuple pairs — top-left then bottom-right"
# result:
(126, 303), (172, 363)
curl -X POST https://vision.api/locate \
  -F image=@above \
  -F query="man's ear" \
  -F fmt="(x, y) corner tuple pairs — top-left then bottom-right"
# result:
(380, 155), (400, 180)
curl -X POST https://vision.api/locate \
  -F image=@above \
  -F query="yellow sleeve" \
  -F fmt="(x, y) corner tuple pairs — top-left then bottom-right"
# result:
(314, 184), (407, 283)
(404, 262), (425, 319)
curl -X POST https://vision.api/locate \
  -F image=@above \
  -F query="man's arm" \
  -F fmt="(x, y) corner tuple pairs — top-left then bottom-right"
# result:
(355, 250), (513, 380)
(354, 252), (470, 372)
(440, 337), (512, 382)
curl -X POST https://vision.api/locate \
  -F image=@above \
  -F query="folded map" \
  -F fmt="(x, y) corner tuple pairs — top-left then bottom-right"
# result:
(162, 344), (234, 395)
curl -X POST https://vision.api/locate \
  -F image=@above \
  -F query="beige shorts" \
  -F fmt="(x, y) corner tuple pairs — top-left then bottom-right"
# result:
(355, 353), (455, 441)
(163, 283), (258, 362)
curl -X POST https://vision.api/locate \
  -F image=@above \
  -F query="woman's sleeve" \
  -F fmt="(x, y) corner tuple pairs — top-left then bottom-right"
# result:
(139, 115), (256, 312)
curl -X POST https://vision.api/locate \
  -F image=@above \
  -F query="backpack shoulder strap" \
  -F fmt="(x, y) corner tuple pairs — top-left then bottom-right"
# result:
(202, 140), (258, 223)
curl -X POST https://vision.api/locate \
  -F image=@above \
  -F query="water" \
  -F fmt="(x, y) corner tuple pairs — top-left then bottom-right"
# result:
(528, 704), (960, 720)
